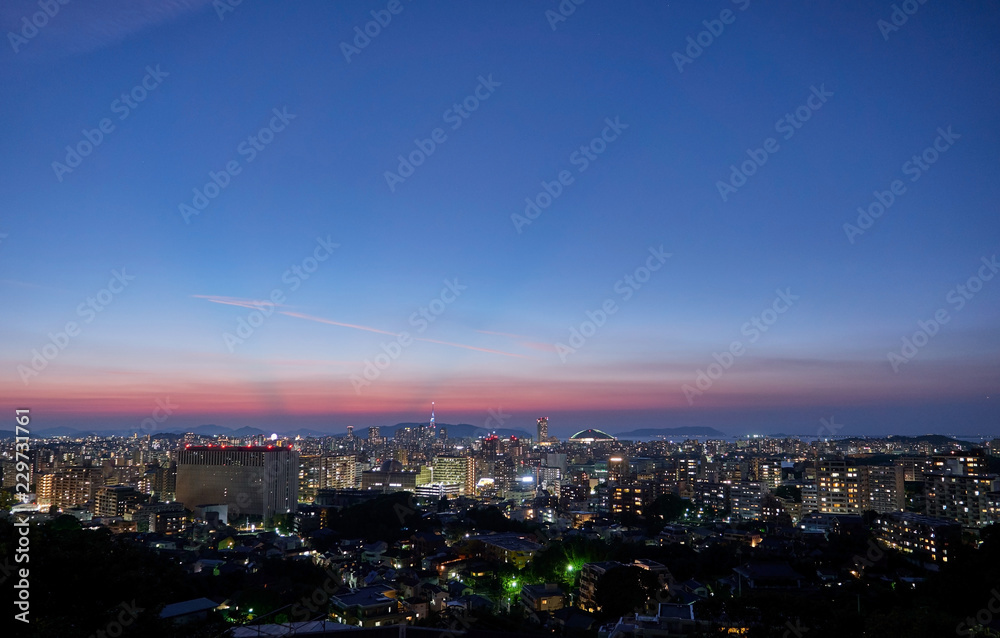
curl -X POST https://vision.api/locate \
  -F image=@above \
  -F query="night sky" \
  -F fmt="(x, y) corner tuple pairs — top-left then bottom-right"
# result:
(1, 0), (998, 437)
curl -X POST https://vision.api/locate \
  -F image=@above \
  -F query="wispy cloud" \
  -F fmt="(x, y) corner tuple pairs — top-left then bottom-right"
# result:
(476, 329), (531, 339)
(476, 329), (554, 354)
(414, 337), (532, 359)
(194, 294), (285, 310)
(196, 297), (534, 359)
(1, 0), (217, 61)
(0, 279), (70, 293)
(278, 311), (401, 337)
(265, 358), (358, 367)
(278, 311), (532, 358)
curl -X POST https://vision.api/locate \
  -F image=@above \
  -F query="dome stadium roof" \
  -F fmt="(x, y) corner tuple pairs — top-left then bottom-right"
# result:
(569, 428), (616, 442)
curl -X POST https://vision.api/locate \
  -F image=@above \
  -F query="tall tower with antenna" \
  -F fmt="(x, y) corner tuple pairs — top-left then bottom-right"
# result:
(430, 402), (435, 430)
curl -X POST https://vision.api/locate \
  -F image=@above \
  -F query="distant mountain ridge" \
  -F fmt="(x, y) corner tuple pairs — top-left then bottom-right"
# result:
(0, 426), (988, 443)
(840, 434), (976, 446)
(0, 422), (531, 440)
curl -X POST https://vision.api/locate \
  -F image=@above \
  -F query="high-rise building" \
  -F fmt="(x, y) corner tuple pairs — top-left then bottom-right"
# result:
(676, 456), (700, 483)
(730, 482), (765, 520)
(816, 459), (866, 514)
(175, 446), (299, 520)
(37, 467), (102, 509)
(867, 465), (905, 513)
(482, 434), (500, 457)
(367, 426), (381, 444)
(608, 455), (629, 484)
(611, 485), (648, 516)
(507, 436), (525, 459)
(537, 417), (549, 442)
(694, 482), (730, 514)
(96, 485), (146, 517)
(300, 454), (357, 501)
(432, 455), (475, 495)
(494, 456), (516, 493)
(299, 455), (320, 501)
(930, 450), (987, 477)
(801, 484), (819, 514)
(894, 456), (932, 482)
(132, 502), (186, 534)
(152, 461), (177, 501)
(720, 458), (744, 482)
(756, 459), (784, 490)
(874, 511), (961, 563)
(538, 465), (562, 497)
(925, 472), (1000, 528)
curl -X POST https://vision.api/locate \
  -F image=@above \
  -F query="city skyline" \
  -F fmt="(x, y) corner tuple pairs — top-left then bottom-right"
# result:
(4, 2), (1000, 635)
(2, 0), (999, 435)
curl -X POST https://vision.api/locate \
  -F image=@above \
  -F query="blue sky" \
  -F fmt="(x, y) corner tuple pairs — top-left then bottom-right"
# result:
(1, 0), (998, 436)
